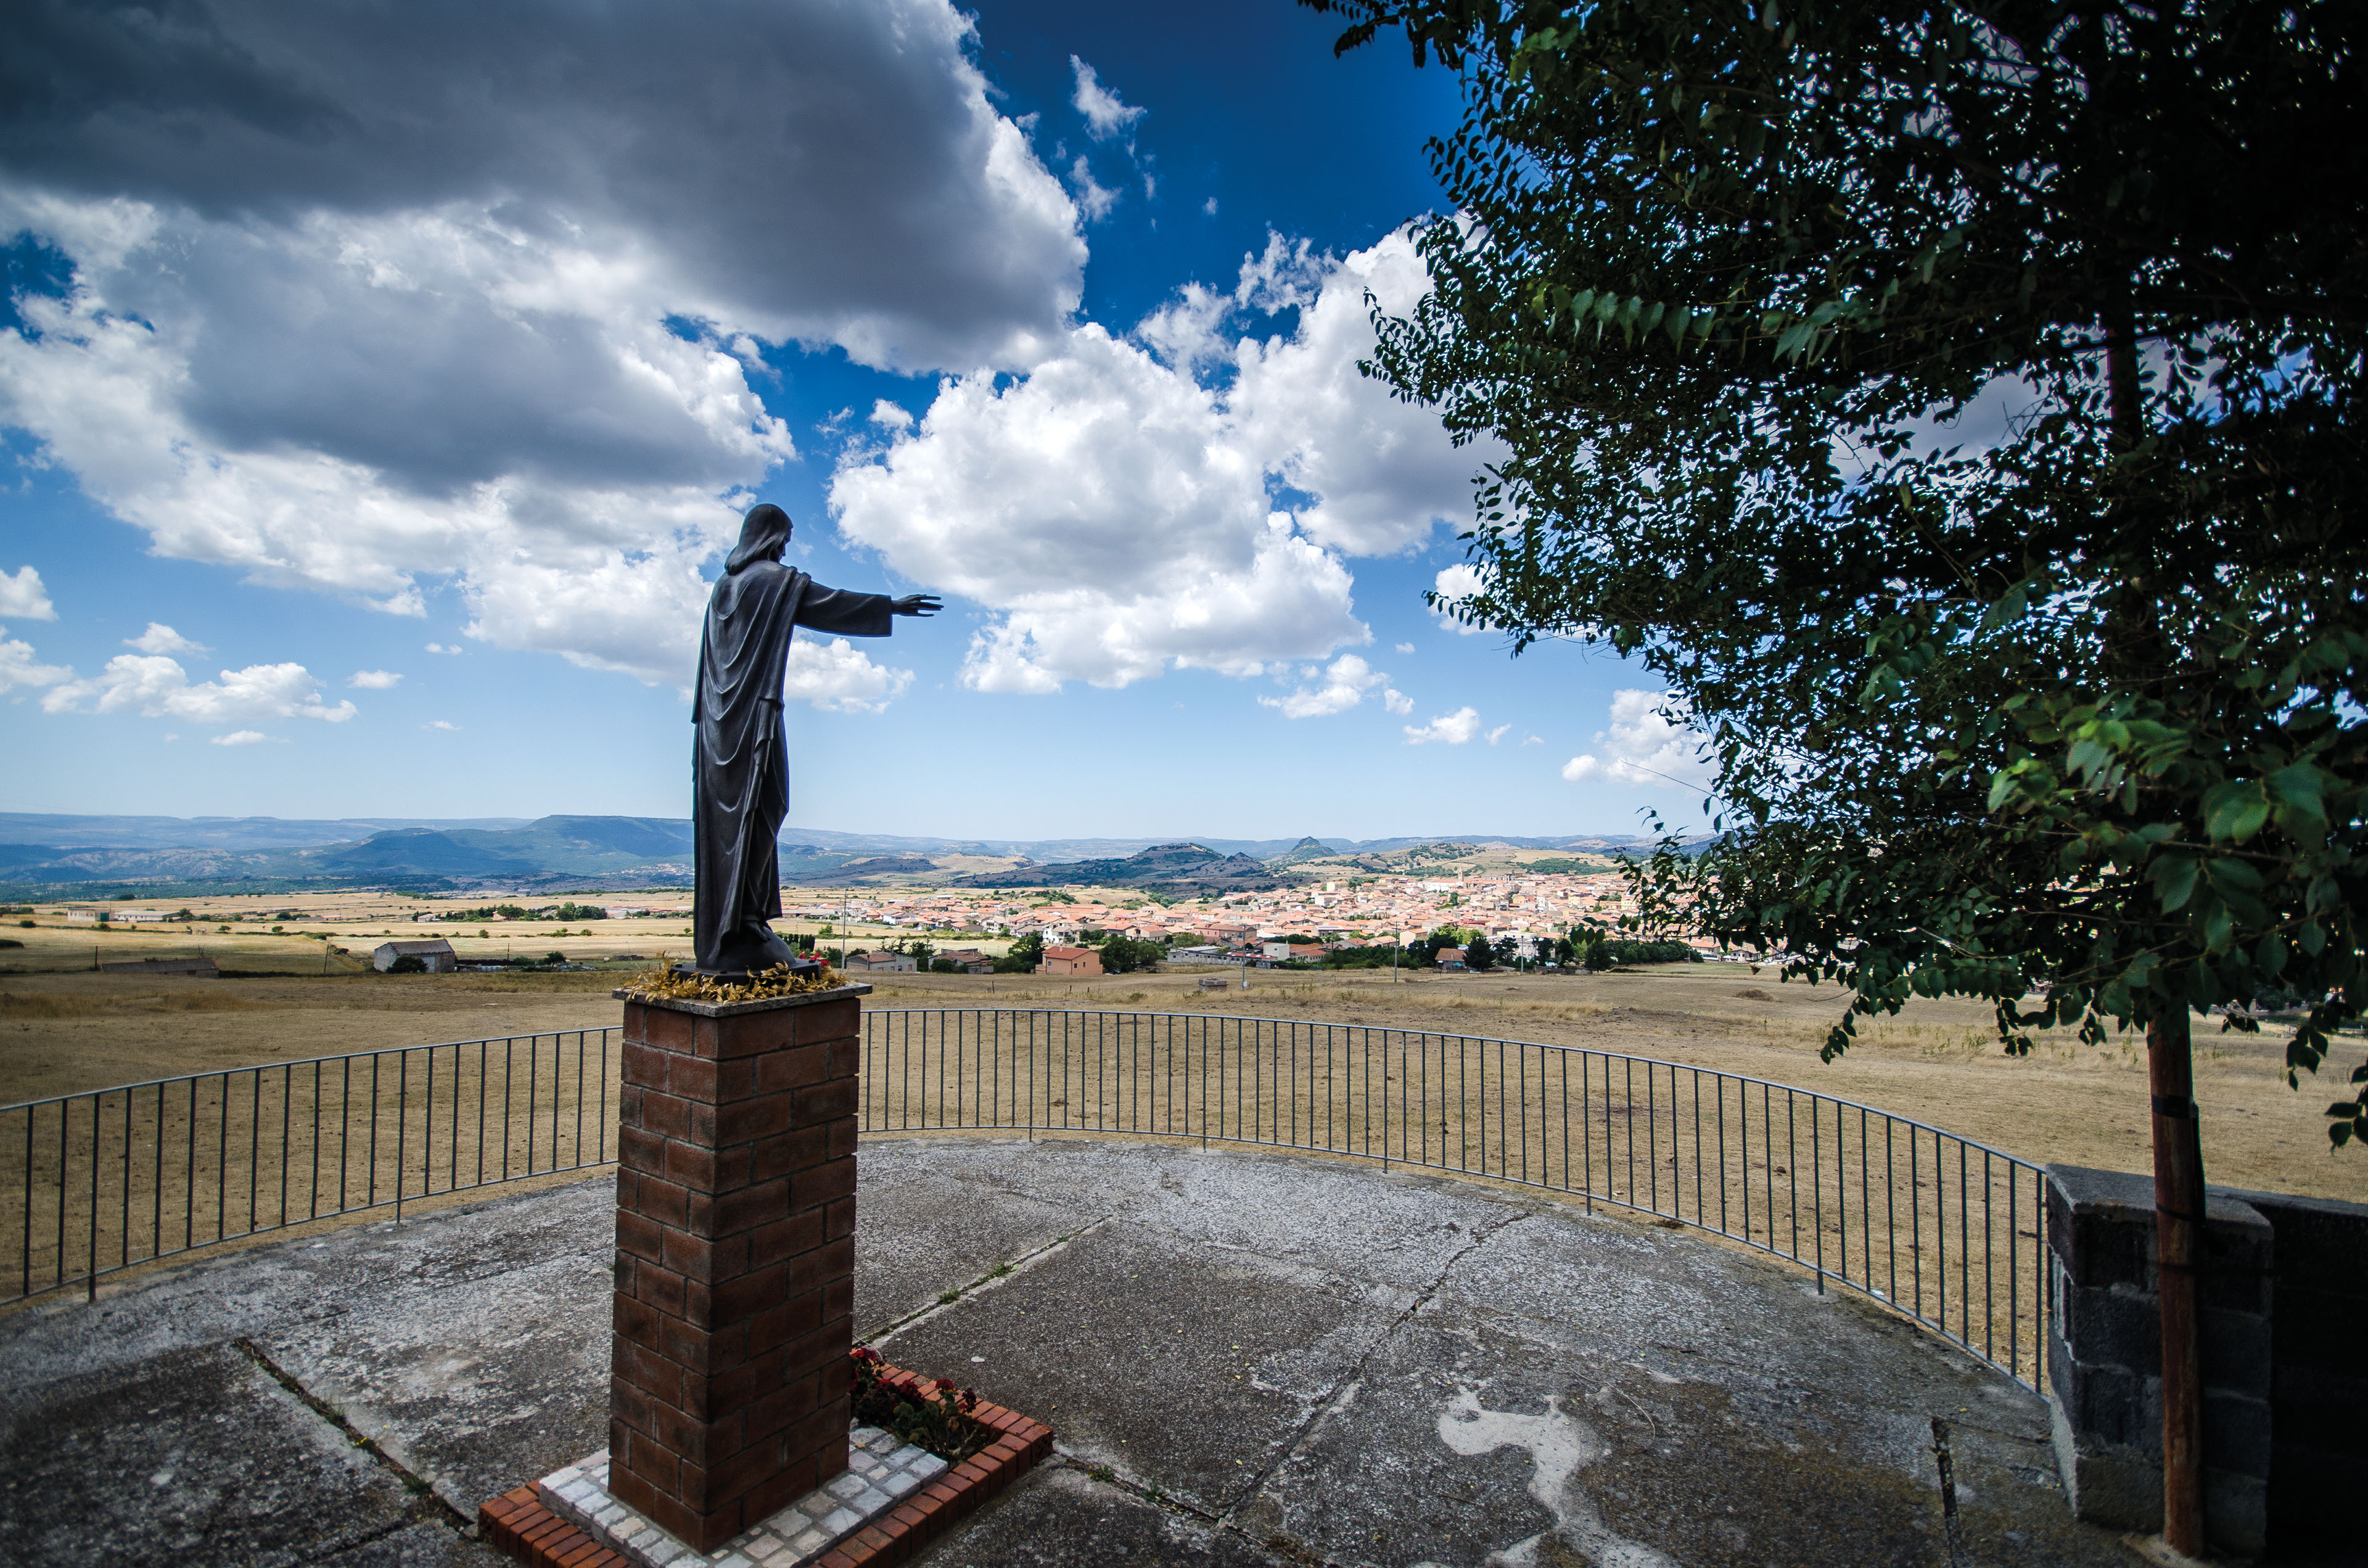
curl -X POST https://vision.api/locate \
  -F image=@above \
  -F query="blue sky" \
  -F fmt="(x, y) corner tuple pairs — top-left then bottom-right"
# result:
(0, 0), (1712, 840)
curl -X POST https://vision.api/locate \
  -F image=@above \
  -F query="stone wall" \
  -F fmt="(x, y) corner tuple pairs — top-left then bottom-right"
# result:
(2223, 1184), (2368, 1563)
(2045, 1163), (2367, 1560)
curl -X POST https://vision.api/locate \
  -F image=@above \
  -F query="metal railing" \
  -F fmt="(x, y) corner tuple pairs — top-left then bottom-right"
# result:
(1, 1008), (2049, 1396)
(857, 1009), (2049, 1391)
(2, 1028), (618, 1307)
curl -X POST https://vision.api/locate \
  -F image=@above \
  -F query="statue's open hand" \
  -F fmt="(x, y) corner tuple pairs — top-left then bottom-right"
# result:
(890, 595), (942, 618)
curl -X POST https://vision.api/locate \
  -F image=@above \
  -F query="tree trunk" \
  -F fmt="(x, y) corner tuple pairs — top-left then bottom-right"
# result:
(2103, 292), (2206, 1556)
(2148, 1006), (2206, 1556)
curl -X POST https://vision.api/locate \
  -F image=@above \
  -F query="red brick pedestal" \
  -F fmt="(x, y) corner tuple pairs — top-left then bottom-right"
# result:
(607, 983), (871, 1551)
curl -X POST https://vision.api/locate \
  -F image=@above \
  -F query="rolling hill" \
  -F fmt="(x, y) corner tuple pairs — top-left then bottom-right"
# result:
(0, 815), (1705, 898)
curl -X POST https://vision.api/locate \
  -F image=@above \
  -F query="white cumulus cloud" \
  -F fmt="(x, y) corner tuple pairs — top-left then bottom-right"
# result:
(1404, 706), (1481, 745)
(43, 656), (358, 726)
(1070, 57), (1147, 142)
(1259, 654), (1388, 718)
(1383, 687), (1412, 715)
(210, 729), (278, 746)
(1561, 690), (1715, 790)
(0, 0), (1085, 688)
(1069, 157), (1120, 222)
(1228, 233), (1499, 557)
(832, 322), (1365, 692)
(128, 623), (206, 655)
(830, 228), (1484, 695)
(0, 566), (56, 620)
(350, 669), (403, 689)
(1486, 723), (1511, 745)
(424, 720), (461, 731)
(781, 637), (915, 715)
(1433, 564), (1486, 633)
(0, 625), (72, 694)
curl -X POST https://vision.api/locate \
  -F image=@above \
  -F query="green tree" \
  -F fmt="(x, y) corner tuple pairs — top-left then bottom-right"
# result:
(995, 932), (1045, 974)
(1314, 0), (2364, 1111)
(1465, 932), (1497, 971)
(1098, 935), (1159, 975)
(1310, 0), (2366, 1548)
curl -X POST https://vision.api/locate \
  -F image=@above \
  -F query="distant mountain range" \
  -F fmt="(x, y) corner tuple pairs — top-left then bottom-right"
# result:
(0, 813), (1691, 898)
(952, 843), (1296, 893)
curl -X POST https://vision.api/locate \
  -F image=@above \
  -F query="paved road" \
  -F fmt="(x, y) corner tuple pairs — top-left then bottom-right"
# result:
(1, 1136), (2137, 1566)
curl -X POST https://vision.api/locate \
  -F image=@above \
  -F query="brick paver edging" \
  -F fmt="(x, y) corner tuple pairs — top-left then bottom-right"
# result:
(480, 1362), (1054, 1568)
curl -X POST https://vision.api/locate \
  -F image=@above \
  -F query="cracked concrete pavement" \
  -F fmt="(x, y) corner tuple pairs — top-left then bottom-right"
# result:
(1, 1136), (2142, 1566)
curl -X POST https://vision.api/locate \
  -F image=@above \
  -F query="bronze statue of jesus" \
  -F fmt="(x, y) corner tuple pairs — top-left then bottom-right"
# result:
(691, 503), (936, 977)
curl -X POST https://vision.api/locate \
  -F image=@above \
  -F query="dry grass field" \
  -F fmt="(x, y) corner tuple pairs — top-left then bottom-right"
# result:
(4, 928), (2359, 1206)
(5, 932), (2360, 1385)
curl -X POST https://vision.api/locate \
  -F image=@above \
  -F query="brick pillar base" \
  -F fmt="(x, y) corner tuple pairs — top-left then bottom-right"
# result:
(607, 983), (868, 1551)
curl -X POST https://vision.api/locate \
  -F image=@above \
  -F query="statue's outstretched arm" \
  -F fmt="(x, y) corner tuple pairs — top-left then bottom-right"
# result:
(792, 583), (895, 637)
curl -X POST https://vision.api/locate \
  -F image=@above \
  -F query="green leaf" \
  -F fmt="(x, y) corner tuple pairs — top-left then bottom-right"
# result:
(2150, 855), (2200, 913)
(2203, 899), (2235, 953)
(2266, 763), (2327, 826)
(2203, 781), (2271, 844)
(2206, 856), (2264, 892)
(1978, 585), (2027, 631)
(2255, 932), (2287, 977)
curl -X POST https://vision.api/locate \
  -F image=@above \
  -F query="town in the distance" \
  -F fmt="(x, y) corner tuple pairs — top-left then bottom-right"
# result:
(1, 815), (1721, 979)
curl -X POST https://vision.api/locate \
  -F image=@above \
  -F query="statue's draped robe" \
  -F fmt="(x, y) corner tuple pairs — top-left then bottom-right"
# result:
(692, 561), (892, 974)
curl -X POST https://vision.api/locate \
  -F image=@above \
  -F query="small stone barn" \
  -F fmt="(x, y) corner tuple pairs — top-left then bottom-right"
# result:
(372, 938), (458, 973)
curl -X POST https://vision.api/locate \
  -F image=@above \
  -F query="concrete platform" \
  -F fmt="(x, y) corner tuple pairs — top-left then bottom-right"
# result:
(0, 1136), (2143, 1566)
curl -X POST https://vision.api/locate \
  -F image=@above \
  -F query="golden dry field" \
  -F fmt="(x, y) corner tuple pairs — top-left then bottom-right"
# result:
(4, 917), (2360, 1379)
(2, 913), (2359, 1207)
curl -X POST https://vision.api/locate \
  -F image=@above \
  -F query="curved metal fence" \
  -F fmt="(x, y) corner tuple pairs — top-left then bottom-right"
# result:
(0, 1008), (2049, 1395)
(857, 1008), (2049, 1392)
(1, 1029), (618, 1310)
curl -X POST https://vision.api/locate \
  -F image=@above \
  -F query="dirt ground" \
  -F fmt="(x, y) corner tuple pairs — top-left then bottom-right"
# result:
(2, 935), (2361, 1205)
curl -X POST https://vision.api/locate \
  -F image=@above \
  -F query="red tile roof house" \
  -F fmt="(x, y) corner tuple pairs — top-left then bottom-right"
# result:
(1037, 945), (1104, 977)
(1434, 946), (1468, 972)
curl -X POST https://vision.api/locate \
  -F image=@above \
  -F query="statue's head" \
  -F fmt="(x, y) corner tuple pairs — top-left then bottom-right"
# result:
(725, 504), (792, 573)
